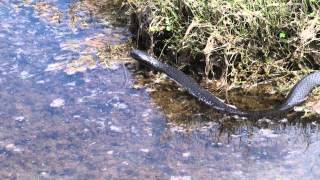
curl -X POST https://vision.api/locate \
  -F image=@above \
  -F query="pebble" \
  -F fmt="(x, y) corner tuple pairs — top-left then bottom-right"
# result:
(293, 106), (304, 112)
(106, 64), (120, 70)
(40, 172), (50, 178)
(84, 78), (91, 83)
(170, 176), (192, 180)
(5, 144), (15, 149)
(66, 81), (76, 86)
(14, 116), (25, 122)
(312, 101), (320, 114)
(36, 80), (45, 84)
(259, 129), (278, 138)
(110, 125), (122, 133)
(77, 98), (85, 103)
(20, 71), (31, 79)
(131, 126), (139, 135)
(122, 161), (129, 166)
(50, 98), (65, 108)
(140, 148), (150, 153)
(5, 143), (22, 152)
(182, 152), (191, 158)
(45, 62), (66, 72)
(113, 102), (128, 109)
(142, 109), (152, 117)
(107, 150), (114, 155)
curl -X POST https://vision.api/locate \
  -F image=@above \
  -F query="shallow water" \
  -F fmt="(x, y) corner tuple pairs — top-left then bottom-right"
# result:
(0, 0), (320, 179)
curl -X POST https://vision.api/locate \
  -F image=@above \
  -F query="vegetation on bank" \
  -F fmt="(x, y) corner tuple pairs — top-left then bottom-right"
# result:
(87, 0), (128, 25)
(126, 0), (320, 90)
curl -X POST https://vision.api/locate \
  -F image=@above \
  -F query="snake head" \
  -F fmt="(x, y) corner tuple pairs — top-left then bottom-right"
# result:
(130, 49), (144, 61)
(130, 49), (160, 68)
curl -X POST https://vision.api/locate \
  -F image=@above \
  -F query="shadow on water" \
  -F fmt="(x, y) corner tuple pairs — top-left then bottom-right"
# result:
(0, 0), (319, 179)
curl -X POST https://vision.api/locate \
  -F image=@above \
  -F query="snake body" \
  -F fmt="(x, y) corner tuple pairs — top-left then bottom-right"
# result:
(131, 49), (320, 117)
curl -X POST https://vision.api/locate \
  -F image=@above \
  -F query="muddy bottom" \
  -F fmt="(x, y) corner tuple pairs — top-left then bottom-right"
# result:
(0, 1), (319, 179)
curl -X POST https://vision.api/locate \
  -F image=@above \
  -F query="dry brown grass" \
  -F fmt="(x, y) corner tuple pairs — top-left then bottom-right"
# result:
(129, 0), (320, 91)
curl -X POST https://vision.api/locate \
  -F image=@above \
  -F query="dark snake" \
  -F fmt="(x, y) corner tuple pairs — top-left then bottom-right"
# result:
(131, 49), (320, 118)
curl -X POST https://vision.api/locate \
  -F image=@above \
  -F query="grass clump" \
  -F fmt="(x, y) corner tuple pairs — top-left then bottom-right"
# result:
(129, 0), (320, 89)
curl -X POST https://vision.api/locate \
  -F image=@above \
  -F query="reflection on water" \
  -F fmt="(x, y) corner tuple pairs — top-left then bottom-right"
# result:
(0, 0), (319, 179)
